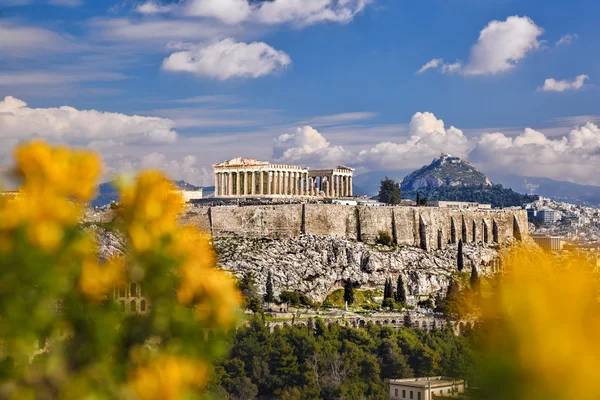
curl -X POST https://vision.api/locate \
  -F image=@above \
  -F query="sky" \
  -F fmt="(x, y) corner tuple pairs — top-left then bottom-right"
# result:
(1, 0), (600, 187)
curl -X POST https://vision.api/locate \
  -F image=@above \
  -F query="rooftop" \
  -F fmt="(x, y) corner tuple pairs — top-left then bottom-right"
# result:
(390, 377), (464, 389)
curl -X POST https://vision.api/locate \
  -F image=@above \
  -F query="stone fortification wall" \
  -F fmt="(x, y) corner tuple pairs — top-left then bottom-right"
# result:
(185, 204), (528, 246)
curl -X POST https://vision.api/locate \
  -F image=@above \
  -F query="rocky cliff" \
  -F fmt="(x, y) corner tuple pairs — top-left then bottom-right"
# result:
(216, 235), (500, 302)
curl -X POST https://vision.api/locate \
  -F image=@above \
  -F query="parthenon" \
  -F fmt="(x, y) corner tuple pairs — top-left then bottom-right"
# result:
(213, 158), (354, 198)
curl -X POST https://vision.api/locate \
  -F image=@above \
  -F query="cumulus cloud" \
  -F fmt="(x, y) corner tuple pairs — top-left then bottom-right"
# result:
(184, 0), (252, 24)
(470, 122), (600, 185)
(556, 33), (578, 46)
(135, 1), (173, 14)
(420, 16), (543, 77)
(357, 112), (469, 170)
(273, 126), (351, 167)
(0, 96), (177, 144)
(161, 38), (291, 80)
(541, 75), (589, 92)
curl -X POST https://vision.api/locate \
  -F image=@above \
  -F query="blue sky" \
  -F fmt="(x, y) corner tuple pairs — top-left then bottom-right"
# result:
(1, 0), (599, 186)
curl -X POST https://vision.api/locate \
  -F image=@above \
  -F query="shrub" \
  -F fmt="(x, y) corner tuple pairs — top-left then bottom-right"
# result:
(0, 141), (241, 399)
(377, 230), (394, 246)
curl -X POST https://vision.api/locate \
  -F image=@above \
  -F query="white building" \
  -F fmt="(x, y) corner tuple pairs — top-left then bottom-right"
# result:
(389, 377), (466, 400)
(427, 201), (491, 210)
(537, 209), (560, 224)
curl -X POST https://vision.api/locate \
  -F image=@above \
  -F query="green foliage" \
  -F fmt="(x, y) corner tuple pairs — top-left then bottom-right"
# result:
(384, 278), (394, 300)
(343, 281), (355, 305)
(470, 265), (480, 297)
(395, 275), (407, 304)
(209, 316), (477, 399)
(382, 298), (395, 310)
(279, 291), (314, 308)
(458, 239), (465, 272)
(264, 271), (275, 304)
(378, 177), (402, 205)
(404, 184), (539, 208)
(376, 230), (394, 247)
(417, 297), (434, 309)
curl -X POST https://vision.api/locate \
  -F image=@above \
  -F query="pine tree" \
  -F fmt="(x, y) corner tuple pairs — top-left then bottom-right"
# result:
(344, 280), (355, 305)
(457, 239), (464, 272)
(395, 275), (406, 303)
(379, 177), (402, 205)
(264, 271), (274, 304)
(416, 192), (421, 207)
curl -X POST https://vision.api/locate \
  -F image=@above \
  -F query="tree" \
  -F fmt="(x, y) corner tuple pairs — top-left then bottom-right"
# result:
(343, 280), (355, 305)
(470, 265), (480, 295)
(384, 278), (394, 300)
(395, 275), (407, 304)
(383, 298), (395, 310)
(457, 239), (465, 272)
(379, 177), (402, 205)
(264, 271), (275, 304)
(403, 312), (412, 328)
(416, 192), (421, 207)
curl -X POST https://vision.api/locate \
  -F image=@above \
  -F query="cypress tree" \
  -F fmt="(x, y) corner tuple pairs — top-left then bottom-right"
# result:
(344, 280), (355, 305)
(403, 312), (412, 328)
(264, 271), (274, 303)
(470, 265), (480, 293)
(383, 279), (389, 299)
(416, 192), (421, 207)
(457, 239), (464, 272)
(395, 275), (406, 303)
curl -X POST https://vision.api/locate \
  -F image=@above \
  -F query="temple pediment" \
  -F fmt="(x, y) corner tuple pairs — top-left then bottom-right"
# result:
(213, 158), (270, 168)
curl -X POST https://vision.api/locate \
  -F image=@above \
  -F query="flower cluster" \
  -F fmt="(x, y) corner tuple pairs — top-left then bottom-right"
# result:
(0, 141), (241, 400)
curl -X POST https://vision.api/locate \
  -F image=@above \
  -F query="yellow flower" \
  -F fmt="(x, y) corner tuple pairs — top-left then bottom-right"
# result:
(479, 244), (600, 400)
(26, 219), (64, 253)
(79, 257), (125, 302)
(129, 355), (209, 400)
(117, 170), (183, 253)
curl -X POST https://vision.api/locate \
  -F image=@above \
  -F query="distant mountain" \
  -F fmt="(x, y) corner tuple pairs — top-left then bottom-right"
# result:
(401, 154), (491, 192)
(400, 155), (538, 208)
(91, 180), (206, 207)
(486, 173), (600, 206)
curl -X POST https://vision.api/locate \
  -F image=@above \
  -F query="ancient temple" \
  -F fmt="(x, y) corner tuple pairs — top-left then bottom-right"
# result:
(213, 158), (354, 198)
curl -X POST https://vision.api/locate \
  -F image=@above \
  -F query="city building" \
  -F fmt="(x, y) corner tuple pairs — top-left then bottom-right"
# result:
(427, 201), (492, 210)
(389, 377), (466, 400)
(532, 235), (565, 253)
(212, 158), (354, 198)
(537, 209), (560, 224)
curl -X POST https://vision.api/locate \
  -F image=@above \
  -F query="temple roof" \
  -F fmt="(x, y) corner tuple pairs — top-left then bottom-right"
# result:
(213, 158), (270, 168)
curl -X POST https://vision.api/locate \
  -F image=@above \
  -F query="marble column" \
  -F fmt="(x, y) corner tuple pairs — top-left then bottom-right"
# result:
(293, 172), (297, 195)
(268, 171), (273, 195)
(348, 176), (354, 197)
(283, 171), (288, 195)
(251, 171), (256, 195)
(214, 173), (219, 197)
(220, 173), (225, 197)
(300, 175), (304, 196)
(260, 171), (264, 195)
(227, 172), (232, 196)
(234, 171), (240, 196)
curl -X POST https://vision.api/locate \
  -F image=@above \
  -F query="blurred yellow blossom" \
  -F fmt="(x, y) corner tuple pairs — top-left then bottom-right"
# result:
(79, 257), (125, 302)
(478, 244), (600, 400)
(117, 170), (183, 253)
(130, 355), (209, 400)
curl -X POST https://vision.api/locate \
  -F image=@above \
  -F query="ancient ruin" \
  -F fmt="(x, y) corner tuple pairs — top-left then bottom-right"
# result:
(213, 158), (354, 198)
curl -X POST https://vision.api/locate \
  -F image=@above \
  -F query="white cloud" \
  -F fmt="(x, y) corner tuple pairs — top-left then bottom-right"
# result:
(138, 152), (212, 185)
(253, 0), (371, 26)
(135, 1), (173, 14)
(161, 38), (291, 80)
(556, 33), (578, 46)
(0, 22), (79, 57)
(541, 75), (589, 92)
(416, 58), (442, 74)
(463, 16), (543, 76)
(0, 96), (177, 144)
(184, 0), (252, 24)
(470, 122), (600, 185)
(421, 16), (543, 77)
(273, 126), (351, 167)
(357, 112), (469, 170)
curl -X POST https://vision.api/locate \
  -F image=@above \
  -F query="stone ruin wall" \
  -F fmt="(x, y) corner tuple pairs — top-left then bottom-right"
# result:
(181, 204), (528, 247)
